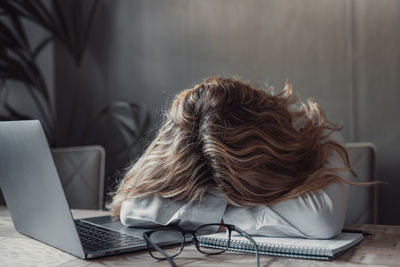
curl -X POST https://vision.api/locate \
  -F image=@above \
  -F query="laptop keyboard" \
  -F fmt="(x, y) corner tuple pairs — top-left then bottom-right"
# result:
(75, 220), (146, 251)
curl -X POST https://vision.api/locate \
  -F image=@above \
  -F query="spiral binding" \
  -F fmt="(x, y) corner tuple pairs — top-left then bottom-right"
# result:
(198, 236), (331, 260)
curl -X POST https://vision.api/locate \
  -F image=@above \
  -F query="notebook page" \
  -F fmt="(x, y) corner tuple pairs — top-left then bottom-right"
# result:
(202, 232), (363, 254)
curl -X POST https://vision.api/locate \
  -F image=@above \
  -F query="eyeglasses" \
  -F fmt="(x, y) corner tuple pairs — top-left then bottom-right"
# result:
(143, 223), (259, 267)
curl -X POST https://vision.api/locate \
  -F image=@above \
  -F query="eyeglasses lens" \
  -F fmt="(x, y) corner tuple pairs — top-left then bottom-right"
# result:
(148, 229), (185, 259)
(195, 224), (230, 254)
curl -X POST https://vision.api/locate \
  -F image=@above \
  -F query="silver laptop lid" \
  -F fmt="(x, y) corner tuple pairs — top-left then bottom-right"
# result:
(0, 120), (85, 258)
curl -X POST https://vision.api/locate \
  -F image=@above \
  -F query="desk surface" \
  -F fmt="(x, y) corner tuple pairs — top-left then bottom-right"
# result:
(1, 205), (399, 267)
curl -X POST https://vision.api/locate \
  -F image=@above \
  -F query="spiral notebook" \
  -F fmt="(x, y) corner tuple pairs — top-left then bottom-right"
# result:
(198, 232), (363, 260)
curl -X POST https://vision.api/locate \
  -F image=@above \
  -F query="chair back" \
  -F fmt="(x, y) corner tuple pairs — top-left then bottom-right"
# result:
(51, 145), (105, 210)
(345, 143), (377, 224)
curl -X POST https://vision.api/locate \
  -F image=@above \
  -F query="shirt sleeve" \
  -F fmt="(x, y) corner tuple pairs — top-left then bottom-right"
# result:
(224, 130), (350, 239)
(120, 189), (228, 230)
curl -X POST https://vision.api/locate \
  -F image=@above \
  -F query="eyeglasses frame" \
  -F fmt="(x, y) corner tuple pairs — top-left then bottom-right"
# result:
(143, 223), (259, 267)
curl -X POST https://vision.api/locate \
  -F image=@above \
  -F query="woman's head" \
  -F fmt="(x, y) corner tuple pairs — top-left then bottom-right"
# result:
(110, 77), (351, 216)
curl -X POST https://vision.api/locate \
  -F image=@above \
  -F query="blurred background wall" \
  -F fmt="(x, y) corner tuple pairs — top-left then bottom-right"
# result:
(54, 0), (400, 224)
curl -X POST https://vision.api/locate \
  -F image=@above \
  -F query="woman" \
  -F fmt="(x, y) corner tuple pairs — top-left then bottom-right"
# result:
(110, 77), (355, 239)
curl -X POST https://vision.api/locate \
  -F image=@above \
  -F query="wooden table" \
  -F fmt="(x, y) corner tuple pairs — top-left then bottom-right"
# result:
(1, 205), (399, 267)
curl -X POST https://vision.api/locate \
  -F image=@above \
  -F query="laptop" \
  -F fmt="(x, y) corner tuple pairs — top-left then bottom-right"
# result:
(0, 120), (177, 259)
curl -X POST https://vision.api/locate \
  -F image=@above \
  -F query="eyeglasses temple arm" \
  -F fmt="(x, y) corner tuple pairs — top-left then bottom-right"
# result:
(143, 235), (178, 267)
(232, 226), (260, 267)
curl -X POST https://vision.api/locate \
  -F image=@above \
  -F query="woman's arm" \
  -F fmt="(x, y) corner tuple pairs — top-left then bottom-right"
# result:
(120, 190), (228, 229)
(270, 180), (349, 238)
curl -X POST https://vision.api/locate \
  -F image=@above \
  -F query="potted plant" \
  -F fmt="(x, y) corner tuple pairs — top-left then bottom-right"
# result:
(0, 0), (150, 208)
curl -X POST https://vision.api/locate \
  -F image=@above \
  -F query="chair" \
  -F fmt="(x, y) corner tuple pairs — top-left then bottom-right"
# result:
(51, 145), (105, 210)
(345, 143), (377, 224)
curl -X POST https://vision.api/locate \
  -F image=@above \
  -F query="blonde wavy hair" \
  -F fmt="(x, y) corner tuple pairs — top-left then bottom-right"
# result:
(110, 77), (355, 216)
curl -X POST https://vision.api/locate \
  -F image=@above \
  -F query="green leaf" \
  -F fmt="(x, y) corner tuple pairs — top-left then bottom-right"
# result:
(78, 0), (98, 64)
(53, 0), (74, 55)
(0, 19), (23, 50)
(6, 49), (49, 101)
(31, 0), (57, 28)
(7, 9), (30, 50)
(82, 102), (150, 153)
(0, 56), (34, 86)
(14, 0), (52, 30)
(32, 35), (53, 59)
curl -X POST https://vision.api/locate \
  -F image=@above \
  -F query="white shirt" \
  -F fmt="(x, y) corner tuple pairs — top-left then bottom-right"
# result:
(120, 130), (349, 239)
